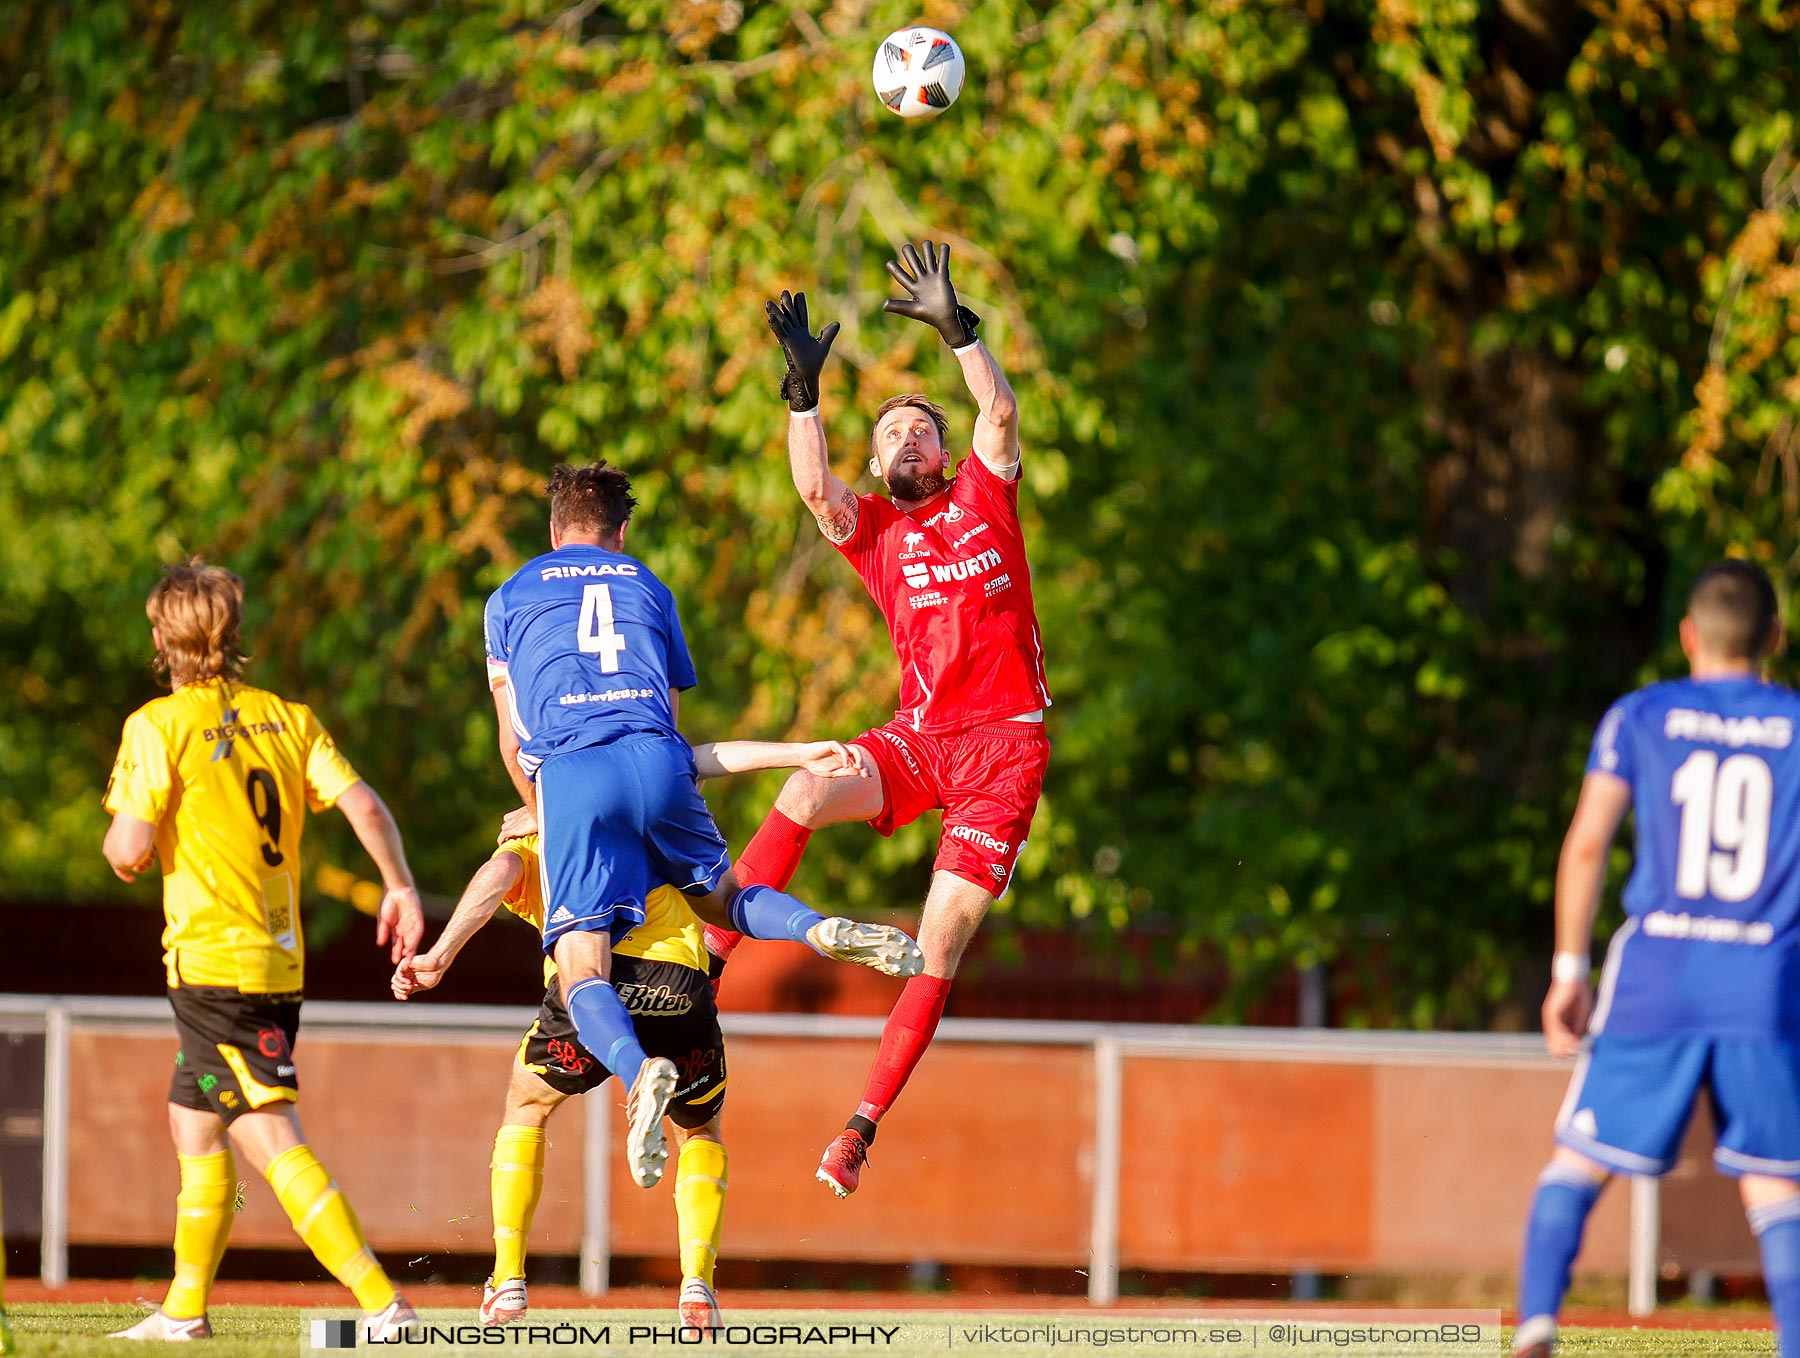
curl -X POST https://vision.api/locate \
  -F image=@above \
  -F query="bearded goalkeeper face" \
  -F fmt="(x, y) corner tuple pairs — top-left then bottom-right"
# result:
(869, 397), (953, 502)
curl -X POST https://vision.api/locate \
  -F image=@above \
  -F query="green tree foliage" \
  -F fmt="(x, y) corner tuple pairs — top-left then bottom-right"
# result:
(3, 1), (1796, 1023)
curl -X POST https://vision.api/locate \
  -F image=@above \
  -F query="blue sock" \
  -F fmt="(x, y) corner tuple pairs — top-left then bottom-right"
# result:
(1750, 1195), (1800, 1358)
(1517, 1163), (1605, 1337)
(727, 883), (826, 948)
(563, 977), (648, 1088)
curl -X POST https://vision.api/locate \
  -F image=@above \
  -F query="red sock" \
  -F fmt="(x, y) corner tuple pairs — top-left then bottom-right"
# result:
(856, 975), (952, 1120)
(708, 808), (814, 961)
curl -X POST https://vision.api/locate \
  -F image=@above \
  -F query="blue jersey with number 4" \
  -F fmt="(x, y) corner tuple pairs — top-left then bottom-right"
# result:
(1588, 675), (1800, 1038)
(484, 545), (697, 778)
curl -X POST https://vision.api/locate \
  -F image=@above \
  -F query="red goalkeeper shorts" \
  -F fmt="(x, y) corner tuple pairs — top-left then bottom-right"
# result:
(851, 716), (1050, 894)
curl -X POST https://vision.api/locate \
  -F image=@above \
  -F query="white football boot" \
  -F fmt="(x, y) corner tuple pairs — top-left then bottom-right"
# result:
(678, 1278), (721, 1332)
(805, 918), (924, 978)
(108, 1309), (213, 1341)
(480, 1277), (528, 1327)
(624, 1057), (679, 1188)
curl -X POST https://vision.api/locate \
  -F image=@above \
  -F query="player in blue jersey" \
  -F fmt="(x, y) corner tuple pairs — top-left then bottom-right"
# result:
(1514, 560), (1800, 1358)
(483, 463), (923, 1187)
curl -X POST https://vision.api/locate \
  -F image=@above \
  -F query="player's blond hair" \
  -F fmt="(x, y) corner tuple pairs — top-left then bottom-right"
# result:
(147, 558), (248, 687)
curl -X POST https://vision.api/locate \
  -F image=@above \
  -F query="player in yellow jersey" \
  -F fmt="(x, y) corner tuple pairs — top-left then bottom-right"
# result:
(100, 559), (427, 1342)
(392, 737), (869, 1333)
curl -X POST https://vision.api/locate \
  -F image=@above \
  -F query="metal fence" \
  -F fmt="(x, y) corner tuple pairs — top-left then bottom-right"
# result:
(0, 995), (1659, 1311)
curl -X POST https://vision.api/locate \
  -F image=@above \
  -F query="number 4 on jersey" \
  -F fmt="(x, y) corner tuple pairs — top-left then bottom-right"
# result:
(578, 583), (628, 672)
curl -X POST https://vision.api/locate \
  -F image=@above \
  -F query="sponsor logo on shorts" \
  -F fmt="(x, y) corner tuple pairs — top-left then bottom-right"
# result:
(616, 981), (694, 1017)
(1570, 1108), (1599, 1138)
(540, 563), (639, 579)
(545, 1037), (595, 1075)
(949, 824), (1011, 855)
(257, 1027), (288, 1059)
(549, 906), (575, 924)
(276, 1065), (296, 1077)
(219, 1090), (239, 1109)
(875, 729), (921, 773)
(673, 1046), (717, 1090)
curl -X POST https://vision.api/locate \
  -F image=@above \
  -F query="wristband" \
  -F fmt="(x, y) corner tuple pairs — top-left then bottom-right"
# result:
(951, 338), (982, 356)
(789, 407), (820, 419)
(1551, 952), (1590, 983)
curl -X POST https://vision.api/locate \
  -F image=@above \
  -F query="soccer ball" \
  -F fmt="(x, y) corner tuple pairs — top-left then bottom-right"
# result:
(871, 26), (966, 120)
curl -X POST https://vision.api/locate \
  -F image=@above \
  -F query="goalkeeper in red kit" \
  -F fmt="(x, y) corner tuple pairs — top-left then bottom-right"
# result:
(708, 241), (1052, 1197)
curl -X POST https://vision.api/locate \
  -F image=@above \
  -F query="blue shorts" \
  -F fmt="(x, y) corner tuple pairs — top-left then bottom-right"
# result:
(535, 734), (731, 951)
(1554, 1033), (1800, 1177)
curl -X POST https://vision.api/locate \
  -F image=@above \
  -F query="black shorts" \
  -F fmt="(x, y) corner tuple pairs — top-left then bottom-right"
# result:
(519, 958), (725, 1128)
(167, 985), (301, 1125)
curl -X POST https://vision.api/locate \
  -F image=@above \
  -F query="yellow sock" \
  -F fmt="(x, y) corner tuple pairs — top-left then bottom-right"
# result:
(674, 1138), (728, 1287)
(490, 1125), (546, 1284)
(164, 1150), (234, 1319)
(265, 1144), (396, 1312)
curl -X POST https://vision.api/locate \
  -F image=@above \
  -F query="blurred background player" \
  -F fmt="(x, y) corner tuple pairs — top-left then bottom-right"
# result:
(392, 738), (870, 1331)
(482, 463), (922, 1188)
(711, 241), (1051, 1196)
(100, 559), (425, 1342)
(1514, 560), (1800, 1358)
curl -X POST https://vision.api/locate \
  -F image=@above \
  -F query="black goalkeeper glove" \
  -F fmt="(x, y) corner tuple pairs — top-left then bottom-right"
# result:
(764, 290), (840, 413)
(882, 240), (980, 349)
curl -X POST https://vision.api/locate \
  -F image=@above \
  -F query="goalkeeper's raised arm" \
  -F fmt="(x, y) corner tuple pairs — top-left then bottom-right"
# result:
(882, 240), (1019, 479)
(764, 289), (859, 543)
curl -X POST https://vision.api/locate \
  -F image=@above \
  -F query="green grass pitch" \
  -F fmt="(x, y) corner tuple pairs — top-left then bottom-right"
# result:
(0, 1305), (1777, 1356)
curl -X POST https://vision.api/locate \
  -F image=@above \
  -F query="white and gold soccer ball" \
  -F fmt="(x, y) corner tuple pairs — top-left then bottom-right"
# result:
(871, 26), (966, 120)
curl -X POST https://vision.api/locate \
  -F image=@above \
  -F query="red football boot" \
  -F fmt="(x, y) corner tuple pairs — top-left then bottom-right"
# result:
(815, 1128), (870, 1198)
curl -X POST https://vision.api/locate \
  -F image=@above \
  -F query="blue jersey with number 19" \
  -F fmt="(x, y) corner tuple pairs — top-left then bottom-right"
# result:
(484, 545), (697, 778)
(1587, 674), (1800, 1039)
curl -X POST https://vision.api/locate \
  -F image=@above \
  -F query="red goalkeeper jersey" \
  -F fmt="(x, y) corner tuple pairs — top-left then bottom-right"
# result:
(833, 451), (1051, 733)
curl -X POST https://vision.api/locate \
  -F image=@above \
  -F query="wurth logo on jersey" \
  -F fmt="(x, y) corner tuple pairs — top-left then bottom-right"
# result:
(903, 563), (932, 588)
(949, 824), (1010, 854)
(540, 563), (640, 579)
(929, 549), (1005, 584)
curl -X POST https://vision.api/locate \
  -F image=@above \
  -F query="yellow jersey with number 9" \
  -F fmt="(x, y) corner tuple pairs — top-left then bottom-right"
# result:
(493, 834), (705, 981)
(104, 678), (362, 993)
